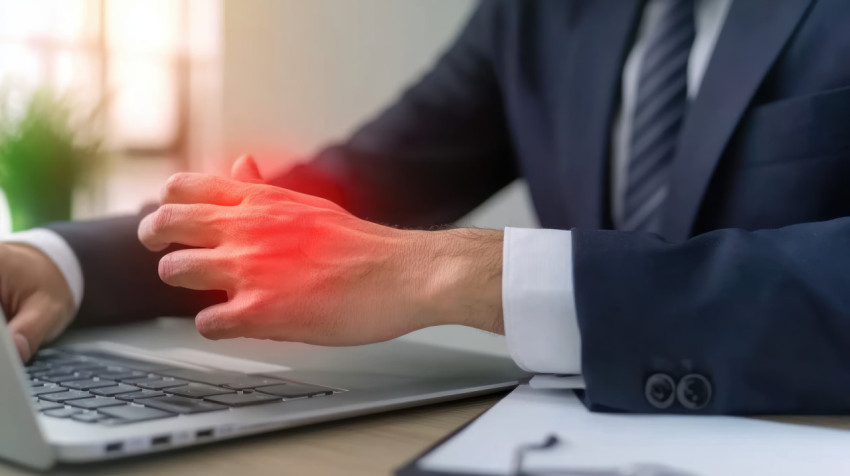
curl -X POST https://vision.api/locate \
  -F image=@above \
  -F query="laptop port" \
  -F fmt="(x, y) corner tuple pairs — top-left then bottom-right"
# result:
(105, 442), (123, 453)
(151, 435), (171, 446)
(196, 429), (214, 439)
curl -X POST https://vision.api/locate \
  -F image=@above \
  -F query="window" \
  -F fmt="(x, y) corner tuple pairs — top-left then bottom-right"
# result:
(0, 0), (221, 166)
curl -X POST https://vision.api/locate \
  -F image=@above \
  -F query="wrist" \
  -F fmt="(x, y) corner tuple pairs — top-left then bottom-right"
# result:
(409, 228), (505, 334)
(4, 243), (75, 307)
(3, 229), (83, 311)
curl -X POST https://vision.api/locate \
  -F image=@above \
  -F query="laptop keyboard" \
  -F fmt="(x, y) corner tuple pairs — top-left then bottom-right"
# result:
(25, 349), (341, 425)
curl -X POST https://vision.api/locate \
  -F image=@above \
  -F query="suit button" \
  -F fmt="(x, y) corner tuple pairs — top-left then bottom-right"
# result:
(644, 373), (676, 409)
(677, 374), (712, 410)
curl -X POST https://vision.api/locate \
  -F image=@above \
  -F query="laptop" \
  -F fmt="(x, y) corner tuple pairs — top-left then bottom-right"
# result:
(0, 307), (527, 469)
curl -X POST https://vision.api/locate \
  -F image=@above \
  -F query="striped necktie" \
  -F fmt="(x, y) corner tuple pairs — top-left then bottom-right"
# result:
(621, 0), (696, 232)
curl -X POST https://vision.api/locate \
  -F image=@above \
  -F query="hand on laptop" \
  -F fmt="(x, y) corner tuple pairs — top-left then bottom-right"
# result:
(138, 155), (505, 345)
(0, 243), (75, 361)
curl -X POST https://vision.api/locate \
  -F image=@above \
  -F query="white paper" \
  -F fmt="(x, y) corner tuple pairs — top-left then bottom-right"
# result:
(419, 385), (850, 475)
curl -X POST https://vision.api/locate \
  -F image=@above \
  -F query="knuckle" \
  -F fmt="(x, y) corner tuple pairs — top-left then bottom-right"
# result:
(240, 187), (264, 206)
(194, 315), (218, 339)
(151, 205), (175, 233)
(196, 308), (236, 340)
(162, 173), (190, 200)
(290, 210), (318, 232)
(157, 254), (182, 283)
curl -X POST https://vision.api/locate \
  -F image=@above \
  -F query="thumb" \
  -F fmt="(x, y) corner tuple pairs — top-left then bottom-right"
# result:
(231, 154), (264, 183)
(6, 299), (61, 363)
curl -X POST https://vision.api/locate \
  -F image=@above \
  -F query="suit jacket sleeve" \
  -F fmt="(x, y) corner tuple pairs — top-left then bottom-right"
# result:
(572, 219), (850, 414)
(47, 1), (516, 327)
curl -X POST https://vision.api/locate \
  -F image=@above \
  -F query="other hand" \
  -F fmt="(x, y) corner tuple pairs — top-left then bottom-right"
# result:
(0, 243), (75, 361)
(138, 155), (504, 345)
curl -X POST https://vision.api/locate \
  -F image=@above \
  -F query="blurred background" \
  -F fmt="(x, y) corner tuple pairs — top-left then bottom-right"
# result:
(0, 0), (537, 236)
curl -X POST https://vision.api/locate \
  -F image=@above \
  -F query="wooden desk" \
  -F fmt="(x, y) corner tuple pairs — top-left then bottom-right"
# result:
(0, 394), (502, 476)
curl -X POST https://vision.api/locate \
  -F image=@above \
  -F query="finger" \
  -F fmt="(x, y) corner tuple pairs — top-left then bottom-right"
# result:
(13, 333), (31, 363)
(160, 172), (253, 206)
(195, 299), (249, 340)
(163, 167), (345, 215)
(158, 248), (233, 292)
(7, 299), (69, 362)
(138, 204), (224, 252)
(231, 154), (264, 184)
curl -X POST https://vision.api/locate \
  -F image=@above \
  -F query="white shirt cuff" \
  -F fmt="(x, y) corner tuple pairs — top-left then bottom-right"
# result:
(4, 229), (84, 311)
(502, 227), (582, 377)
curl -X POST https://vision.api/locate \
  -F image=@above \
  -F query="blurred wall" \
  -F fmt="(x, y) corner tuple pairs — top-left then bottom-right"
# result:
(221, 0), (539, 229)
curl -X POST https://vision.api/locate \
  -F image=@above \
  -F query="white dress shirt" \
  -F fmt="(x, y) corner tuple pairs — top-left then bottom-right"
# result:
(3, 0), (732, 379)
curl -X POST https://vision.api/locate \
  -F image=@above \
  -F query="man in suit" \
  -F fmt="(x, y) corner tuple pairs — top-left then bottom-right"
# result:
(2, 0), (849, 414)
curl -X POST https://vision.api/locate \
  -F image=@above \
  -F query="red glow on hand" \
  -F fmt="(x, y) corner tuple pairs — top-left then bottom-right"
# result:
(137, 155), (417, 345)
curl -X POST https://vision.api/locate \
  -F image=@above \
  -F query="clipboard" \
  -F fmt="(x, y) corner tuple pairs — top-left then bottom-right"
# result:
(396, 384), (850, 476)
(398, 377), (587, 475)
(395, 400), (500, 476)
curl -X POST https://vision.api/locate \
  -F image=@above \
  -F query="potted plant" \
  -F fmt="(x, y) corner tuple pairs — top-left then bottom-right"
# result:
(0, 89), (104, 232)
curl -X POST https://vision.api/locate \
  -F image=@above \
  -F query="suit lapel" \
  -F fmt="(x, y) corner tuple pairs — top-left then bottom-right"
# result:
(662, 0), (814, 241)
(557, 0), (643, 229)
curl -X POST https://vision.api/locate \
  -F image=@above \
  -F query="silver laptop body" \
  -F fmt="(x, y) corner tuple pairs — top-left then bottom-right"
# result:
(0, 308), (527, 469)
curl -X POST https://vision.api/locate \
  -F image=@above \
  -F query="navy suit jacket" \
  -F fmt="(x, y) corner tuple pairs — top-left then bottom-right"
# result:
(50, 0), (850, 414)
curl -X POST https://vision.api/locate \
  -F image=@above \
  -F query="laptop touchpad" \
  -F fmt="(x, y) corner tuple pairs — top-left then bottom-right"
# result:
(156, 348), (292, 373)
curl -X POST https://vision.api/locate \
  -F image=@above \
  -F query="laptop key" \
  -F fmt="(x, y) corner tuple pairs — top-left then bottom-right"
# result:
(29, 370), (55, 379)
(30, 349), (68, 359)
(69, 362), (108, 370)
(41, 374), (86, 383)
(60, 379), (118, 390)
(99, 370), (146, 381)
(159, 368), (242, 386)
(204, 392), (283, 407)
(67, 371), (96, 379)
(32, 367), (72, 377)
(99, 404), (176, 423)
(116, 390), (165, 401)
(71, 412), (106, 424)
(91, 384), (140, 396)
(40, 391), (95, 403)
(25, 364), (51, 374)
(38, 358), (86, 368)
(28, 360), (52, 367)
(221, 377), (286, 390)
(255, 383), (334, 398)
(125, 378), (188, 390)
(166, 383), (235, 398)
(44, 408), (82, 419)
(141, 395), (228, 414)
(34, 400), (64, 412)
(67, 397), (126, 410)
(31, 384), (67, 396)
